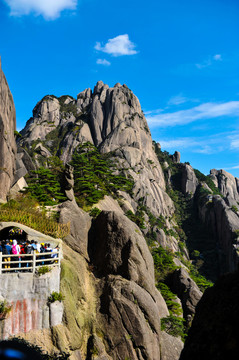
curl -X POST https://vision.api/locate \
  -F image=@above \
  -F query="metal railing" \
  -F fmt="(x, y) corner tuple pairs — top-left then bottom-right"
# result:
(0, 250), (61, 274)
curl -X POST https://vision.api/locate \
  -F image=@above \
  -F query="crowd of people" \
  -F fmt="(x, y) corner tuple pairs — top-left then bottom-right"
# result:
(0, 237), (59, 271)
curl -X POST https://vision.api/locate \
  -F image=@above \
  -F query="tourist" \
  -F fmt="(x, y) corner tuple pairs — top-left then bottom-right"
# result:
(45, 243), (53, 264)
(35, 241), (41, 253)
(12, 239), (21, 269)
(3, 240), (11, 269)
(52, 245), (59, 263)
(40, 243), (46, 265)
(24, 241), (33, 269)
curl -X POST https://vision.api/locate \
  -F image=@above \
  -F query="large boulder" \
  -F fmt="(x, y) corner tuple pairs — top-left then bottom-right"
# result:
(89, 211), (183, 360)
(167, 268), (202, 325)
(181, 164), (198, 196)
(58, 201), (91, 260)
(0, 61), (17, 201)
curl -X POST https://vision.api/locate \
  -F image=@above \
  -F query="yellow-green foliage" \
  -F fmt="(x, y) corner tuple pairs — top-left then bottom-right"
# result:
(0, 196), (70, 239)
(0, 208), (69, 239)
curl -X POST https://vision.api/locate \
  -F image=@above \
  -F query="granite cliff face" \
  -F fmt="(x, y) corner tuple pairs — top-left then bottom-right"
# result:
(0, 61), (16, 202)
(19, 81), (174, 219)
(210, 169), (239, 203)
(198, 195), (239, 274)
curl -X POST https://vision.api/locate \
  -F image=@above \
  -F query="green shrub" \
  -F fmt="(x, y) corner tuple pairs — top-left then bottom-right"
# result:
(37, 266), (51, 276)
(231, 205), (238, 214)
(0, 300), (12, 319)
(194, 169), (221, 195)
(89, 207), (102, 218)
(157, 283), (182, 316)
(48, 291), (65, 304)
(189, 267), (213, 292)
(161, 315), (186, 339)
(152, 246), (178, 282)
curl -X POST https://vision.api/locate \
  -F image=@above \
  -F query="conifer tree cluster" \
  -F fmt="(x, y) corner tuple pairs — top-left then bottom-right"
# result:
(24, 157), (66, 206)
(71, 142), (134, 207)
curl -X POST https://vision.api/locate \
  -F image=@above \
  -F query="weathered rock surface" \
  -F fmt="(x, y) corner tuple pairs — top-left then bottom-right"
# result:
(181, 164), (198, 196)
(0, 61), (17, 201)
(180, 269), (239, 360)
(210, 169), (239, 201)
(167, 268), (202, 325)
(58, 200), (91, 260)
(171, 151), (181, 164)
(198, 195), (239, 274)
(89, 211), (183, 360)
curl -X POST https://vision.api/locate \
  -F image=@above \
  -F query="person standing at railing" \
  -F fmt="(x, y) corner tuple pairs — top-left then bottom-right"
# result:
(45, 243), (53, 264)
(52, 245), (59, 263)
(35, 241), (41, 253)
(3, 240), (11, 269)
(40, 243), (45, 265)
(24, 241), (33, 269)
(12, 240), (21, 269)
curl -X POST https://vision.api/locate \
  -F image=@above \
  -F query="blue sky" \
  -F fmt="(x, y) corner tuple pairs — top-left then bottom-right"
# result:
(0, 0), (238, 177)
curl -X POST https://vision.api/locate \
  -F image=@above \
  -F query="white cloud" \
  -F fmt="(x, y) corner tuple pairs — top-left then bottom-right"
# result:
(95, 34), (138, 57)
(3, 0), (77, 19)
(160, 138), (198, 149)
(196, 59), (212, 69)
(227, 165), (239, 169)
(159, 132), (234, 155)
(229, 134), (239, 150)
(147, 101), (239, 127)
(196, 54), (223, 69)
(96, 59), (111, 66)
(167, 94), (189, 106)
(213, 54), (222, 61)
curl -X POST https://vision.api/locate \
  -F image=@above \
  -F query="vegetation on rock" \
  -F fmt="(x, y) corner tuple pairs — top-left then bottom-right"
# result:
(24, 157), (66, 206)
(0, 195), (70, 238)
(48, 291), (65, 304)
(71, 142), (134, 208)
(0, 300), (12, 320)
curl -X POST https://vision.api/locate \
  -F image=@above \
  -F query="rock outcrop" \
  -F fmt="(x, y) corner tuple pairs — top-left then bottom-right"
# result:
(89, 211), (183, 360)
(0, 60), (17, 201)
(181, 164), (198, 196)
(167, 268), (202, 326)
(210, 169), (239, 202)
(180, 269), (239, 360)
(198, 195), (239, 274)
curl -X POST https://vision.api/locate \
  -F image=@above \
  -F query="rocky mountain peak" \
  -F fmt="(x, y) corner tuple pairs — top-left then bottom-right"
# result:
(210, 168), (239, 202)
(18, 81), (174, 218)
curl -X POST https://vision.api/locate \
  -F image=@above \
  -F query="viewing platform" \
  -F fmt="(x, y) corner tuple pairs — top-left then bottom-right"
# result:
(0, 249), (61, 274)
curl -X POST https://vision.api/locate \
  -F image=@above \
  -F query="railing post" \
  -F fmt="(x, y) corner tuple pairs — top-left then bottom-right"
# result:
(33, 252), (36, 273)
(0, 252), (2, 274)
